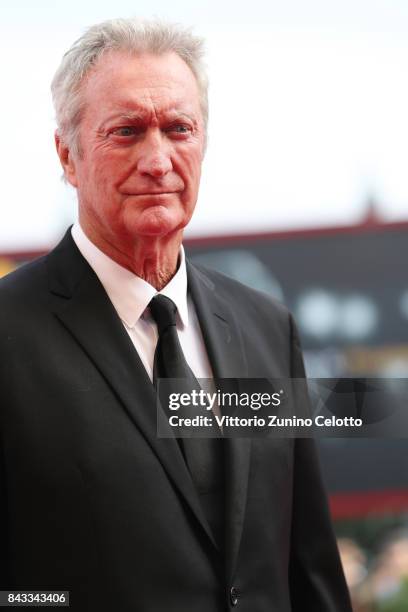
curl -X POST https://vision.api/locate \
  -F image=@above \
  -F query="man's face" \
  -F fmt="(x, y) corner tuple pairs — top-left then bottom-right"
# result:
(62, 50), (205, 244)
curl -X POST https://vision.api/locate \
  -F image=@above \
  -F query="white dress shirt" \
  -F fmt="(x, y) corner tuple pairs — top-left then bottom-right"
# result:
(71, 223), (213, 382)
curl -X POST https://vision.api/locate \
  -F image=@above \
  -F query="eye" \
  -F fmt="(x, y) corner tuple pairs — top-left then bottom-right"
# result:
(165, 124), (193, 136)
(110, 126), (139, 137)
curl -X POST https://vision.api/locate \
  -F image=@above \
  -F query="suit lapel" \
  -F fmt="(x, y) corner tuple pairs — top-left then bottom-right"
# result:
(187, 262), (252, 582)
(46, 231), (218, 549)
(186, 262), (247, 378)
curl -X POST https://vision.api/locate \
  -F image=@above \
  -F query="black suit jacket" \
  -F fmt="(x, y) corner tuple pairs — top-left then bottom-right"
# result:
(0, 230), (351, 611)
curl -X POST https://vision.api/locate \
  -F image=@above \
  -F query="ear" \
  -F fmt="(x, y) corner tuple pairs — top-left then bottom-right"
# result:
(54, 131), (78, 187)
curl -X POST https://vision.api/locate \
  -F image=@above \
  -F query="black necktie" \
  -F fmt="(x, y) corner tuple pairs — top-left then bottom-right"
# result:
(149, 294), (225, 548)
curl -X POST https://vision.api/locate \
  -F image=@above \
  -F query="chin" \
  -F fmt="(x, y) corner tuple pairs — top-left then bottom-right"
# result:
(124, 206), (186, 238)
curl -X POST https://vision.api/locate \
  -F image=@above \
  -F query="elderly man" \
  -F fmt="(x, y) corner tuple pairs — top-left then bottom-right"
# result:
(0, 18), (351, 612)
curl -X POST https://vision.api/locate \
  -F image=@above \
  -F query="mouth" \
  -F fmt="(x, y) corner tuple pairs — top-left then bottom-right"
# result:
(125, 191), (178, 197)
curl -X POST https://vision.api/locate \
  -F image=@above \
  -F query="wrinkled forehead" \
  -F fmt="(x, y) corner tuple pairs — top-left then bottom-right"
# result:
(80, 49), (202, 119)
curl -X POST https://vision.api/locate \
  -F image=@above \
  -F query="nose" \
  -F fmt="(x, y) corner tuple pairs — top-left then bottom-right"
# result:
(136, 130), (173, 178)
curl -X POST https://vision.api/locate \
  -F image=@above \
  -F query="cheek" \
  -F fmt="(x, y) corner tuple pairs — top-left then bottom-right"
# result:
(187, 163), (202, 201)
(77, 158), (122, 218)
(86, 147), (130, 185)
(179, 151), (202, 191)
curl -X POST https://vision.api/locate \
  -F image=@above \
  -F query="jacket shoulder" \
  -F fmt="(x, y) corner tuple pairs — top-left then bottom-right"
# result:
(189, 261), (290, 322)
(0, 256), (48, 302)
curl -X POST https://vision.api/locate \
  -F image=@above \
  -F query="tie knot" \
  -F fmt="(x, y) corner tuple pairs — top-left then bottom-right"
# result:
(149, 295), (178, 334)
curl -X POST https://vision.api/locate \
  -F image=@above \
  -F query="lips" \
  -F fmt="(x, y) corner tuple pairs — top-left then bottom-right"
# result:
(135, 191), (177, 196)
(123, 191), (179, 197)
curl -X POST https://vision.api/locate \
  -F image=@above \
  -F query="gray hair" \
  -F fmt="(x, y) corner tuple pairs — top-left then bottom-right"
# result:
(51, 17), (208, 155)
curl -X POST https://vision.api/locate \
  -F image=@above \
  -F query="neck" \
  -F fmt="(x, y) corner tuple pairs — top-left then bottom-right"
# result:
(79, 222), (182, 291)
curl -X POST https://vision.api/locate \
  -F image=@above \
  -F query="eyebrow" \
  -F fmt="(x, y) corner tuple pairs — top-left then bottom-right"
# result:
(113, 111), (146, 122)
(102, 108), (197, 125)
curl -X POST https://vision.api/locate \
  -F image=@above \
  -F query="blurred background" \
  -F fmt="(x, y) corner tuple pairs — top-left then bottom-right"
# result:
(2, 1), (408, 608)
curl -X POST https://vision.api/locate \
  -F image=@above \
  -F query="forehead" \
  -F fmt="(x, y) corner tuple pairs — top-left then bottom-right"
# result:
(81, 50), (202, 118)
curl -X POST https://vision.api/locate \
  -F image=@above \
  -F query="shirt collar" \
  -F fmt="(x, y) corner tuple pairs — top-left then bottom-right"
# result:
(71, 223), (189, 329)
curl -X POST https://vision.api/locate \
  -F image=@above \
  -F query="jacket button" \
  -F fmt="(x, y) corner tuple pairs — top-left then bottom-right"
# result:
(230, 586), (239, 606)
